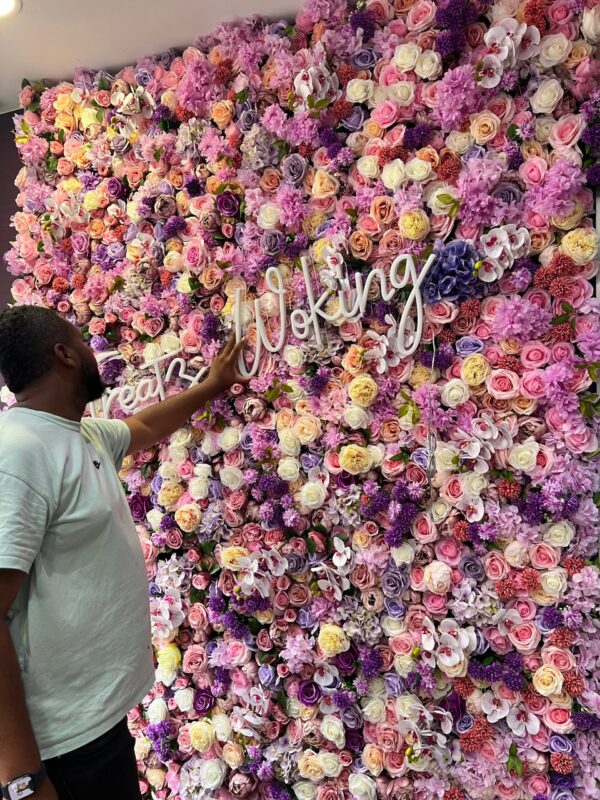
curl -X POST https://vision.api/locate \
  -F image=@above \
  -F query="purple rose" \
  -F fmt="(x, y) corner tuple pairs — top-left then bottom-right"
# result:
(281, 153), (307, 185)
(297, 680), (321, 706)
(258, 665), (278, 688)
(345, 730), (364, 751)
(334, 649), (357, 675)
(193, 689), (216, 714)
(341, 704), (363, 729)
(128, 493), (152, 522)
(216, 191), (240, 217)
(260, 230), (285, 255)
(351, 48), (377, 70)
(340, 106), (366, 132)
(459, 555), (485, 581)
(71, 231), (90, 256)
(106, 177), (123, 200)
(549, 735), (573, 754)
(455, 336), (484, 357)
(381, 569), (409, 598)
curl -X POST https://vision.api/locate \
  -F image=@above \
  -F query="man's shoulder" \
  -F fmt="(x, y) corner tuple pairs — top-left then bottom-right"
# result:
(0, 412), (55, 479)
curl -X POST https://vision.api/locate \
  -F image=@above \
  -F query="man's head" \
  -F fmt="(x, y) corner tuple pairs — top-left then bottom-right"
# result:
(0, 305), (105, 402)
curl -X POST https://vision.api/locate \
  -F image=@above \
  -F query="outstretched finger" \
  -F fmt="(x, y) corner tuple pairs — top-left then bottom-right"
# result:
(223, 333), (237, 356)
(232, 338), (247, 359)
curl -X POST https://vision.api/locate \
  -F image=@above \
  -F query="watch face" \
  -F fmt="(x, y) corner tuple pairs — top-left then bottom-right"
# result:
(8, 778), (34, 800)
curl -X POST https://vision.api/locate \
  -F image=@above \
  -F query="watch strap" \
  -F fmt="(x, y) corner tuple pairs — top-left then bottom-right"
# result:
(1, 763), (47, 798)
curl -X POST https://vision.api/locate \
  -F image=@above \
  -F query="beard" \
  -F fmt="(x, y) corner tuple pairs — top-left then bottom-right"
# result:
(81, 359), (106, 402)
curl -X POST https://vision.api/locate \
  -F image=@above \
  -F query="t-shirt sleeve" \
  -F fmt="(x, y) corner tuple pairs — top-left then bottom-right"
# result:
(0, 471), (51, 574)
(83, 418), (131, 469)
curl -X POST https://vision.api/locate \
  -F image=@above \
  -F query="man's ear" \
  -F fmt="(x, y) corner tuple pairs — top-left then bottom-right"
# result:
(53, 341), (77, 368)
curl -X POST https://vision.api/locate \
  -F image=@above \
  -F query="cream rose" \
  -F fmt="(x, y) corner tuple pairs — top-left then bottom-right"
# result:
(349, 773), (377, 800)
(339, 444), (373, 474)
(540, 568), (568, 598)
(533, 665), (564, 697)
(582, 5), (600, 42)
(531, 79), (564, 114)
(508, 440), (540, 473)
(543, 521), (575, 548)
(423, 560), (453, 594)
(189, 719), (215, 752)
(283, 345), (305, 368)
(293, 782), (317, 800)
(346, 78), (375, 104)
(348, 374), (379, 407)
(320, 715), (345, 748)
(220, 546), (250, 571)
(219, 466), (244, 490)
(357, 155), (380, 180)
(388, 81), (415, 106)
(257, 202), (281, 230)
(199, 759), (227, 790)
(297, 751), (325, 783)
(381, 159), (406, 191)
(218, 426), (241, 452)
(441, 378), (470, 408)
(405, 158), (434, 182)
(445, 130), (474, 153)
(278, 457), (301, 482)
(318, 624), (350, 657)
(300, 481), (327, 509)
(392, 43), (422, 72)
(362, 697), (387, 723)
(280, 429), (301, 456)
(415, 50), (442, 80)
(539, 33), (572, 68)
(343, 405), (370, 429)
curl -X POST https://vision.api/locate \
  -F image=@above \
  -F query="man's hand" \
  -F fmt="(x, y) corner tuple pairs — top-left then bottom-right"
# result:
(206, 335), (250, 395)
(124, 335), (249, 455)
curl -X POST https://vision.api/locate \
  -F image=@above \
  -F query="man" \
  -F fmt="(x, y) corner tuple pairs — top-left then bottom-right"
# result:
(0, 305), (247, 800)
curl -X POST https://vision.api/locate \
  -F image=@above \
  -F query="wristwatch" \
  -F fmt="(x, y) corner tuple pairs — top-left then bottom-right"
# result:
(1, 764), (47, 799)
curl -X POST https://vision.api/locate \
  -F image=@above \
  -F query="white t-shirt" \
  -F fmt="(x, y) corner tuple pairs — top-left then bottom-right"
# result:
(0, 408), (154, 759)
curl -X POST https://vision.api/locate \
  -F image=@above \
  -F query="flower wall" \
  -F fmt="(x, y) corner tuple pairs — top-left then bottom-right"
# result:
(5, 0), (600, 798)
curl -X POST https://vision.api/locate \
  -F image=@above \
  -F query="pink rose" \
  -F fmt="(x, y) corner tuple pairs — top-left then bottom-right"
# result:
(519, 156), (548, 186)
(549, 113), (585, 148)
(525, 777), (550, 798)
(371, 100), (400, 128)
(521, 342), (550, 369)
(484, 551), (510, 581)
(486, 369), (520, 400)
(434, 536), (462, 566)
(565, 427), (598, 454)
(529, 543), (560, 569)
(508, 621), (541, 654)
(483, 627), (512, 654)
(508, 598), (537, 621)
(520, 370), (546, 399)
(412, 513), (439, 543)
(543, 706), (574, 734)
(422, 591), (448, 617)
(182, 645), (207, 674)
(541, 646), (576, 672)
(406, 0), (436, 31)
(366, 0), (394, 22)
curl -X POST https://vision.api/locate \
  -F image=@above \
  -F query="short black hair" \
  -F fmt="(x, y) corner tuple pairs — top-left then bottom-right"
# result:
(0, 305), (75, 393)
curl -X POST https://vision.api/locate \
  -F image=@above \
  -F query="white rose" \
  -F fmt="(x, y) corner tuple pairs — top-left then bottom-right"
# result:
(318, 752), (343, 778)
(508, 439), (540, 473)
(219, 466), (244, 490)
(415, 50), (442, 80)
(349, 773), (377, 800)
(391, 542), (415, 566)
(343, 405), (371, 429)
(430, 498), (450, 523)
(146, 509), (164, 530)
(388, 81), (415, 107)
(536, 116), (556, 144)
(582, 5), (600, 42)
(167, 444), (188, 465)
(158, 462), (180, 481)
(441, 378), (470, 408)
(147, 698), (169, 723)
(445, 130), (474, 154)
(212, 714), (232, 742)
(543, 521), (575, 548)
(300, 481), (327, 510)
(539, 33), (571, 67)
(381, 615), (406, 637)
(283, 345), (305, 368)
(381, 159), (406, 191)
(423, 560), (453, 594)
(174, 687), (195, 712)
(143, 342), (163, 363)
(362, 697), (386, 723)
(171, 428), (194, 446)
(199, 759), (226, 790)
(188, 477), (209, 500)
(504, 540), (530, 568)
(160, 332), (181, 353)
(405, 158), (433, 183)
(279, 429), (301, 456)
(285, 380), (305, 402)
(394, 653), (414, 677)
(540, 568), (568, 598)
(320, 715), (345, 748)
(531, 79), (564, 114)
(463, 472), (488, 497)
(426, 184), (459, 215)
(278, 457), (301, 482)
(176, 272), (195, 294)
(346, 78), (375, 104)
(201, 435), (220, 456)
(194, 464), (212, 478)
(367, 444), (384, 468)
(435, 443), (459, 472)
(257, 202), (281, 230)
(218, 427), (241, 452)
(293, 783), (317, 800)
(392, 43), (422, 72)
(357, 155), (380, 179)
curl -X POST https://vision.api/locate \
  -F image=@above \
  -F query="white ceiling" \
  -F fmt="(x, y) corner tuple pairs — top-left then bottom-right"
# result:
(0, 0), (301, 114)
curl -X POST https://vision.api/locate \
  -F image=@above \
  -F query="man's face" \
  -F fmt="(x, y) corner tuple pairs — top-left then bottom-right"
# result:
(70, 327), (106, 402)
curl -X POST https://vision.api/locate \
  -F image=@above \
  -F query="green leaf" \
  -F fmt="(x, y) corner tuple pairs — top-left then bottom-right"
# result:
(57, 128), (65, 143)
(96, 108), (105, 122)
(153, 147), (164, 161)
(560, 301), (574, 314)
(199, 540), (215, 555)
(28, 100), (40, 114)
(46, 157), (58, 173)
(98, 76), (110, 91)
(284, 24), (296, 38)
(390, 452), (410, 463)
(307, 95), (315, 109)
(307, 538), (317, 554)
(281, 384), (293, 394)
(313, 98), (329, 110)
(214, 182), (231, 194)
(36, 241), (44, 253)
(21, 78), (31, 89)
(551, 313), (571, 325)
(235, 88), (248, 103)
(507, 124), (522, 143)
(437, 193), (456, 204)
